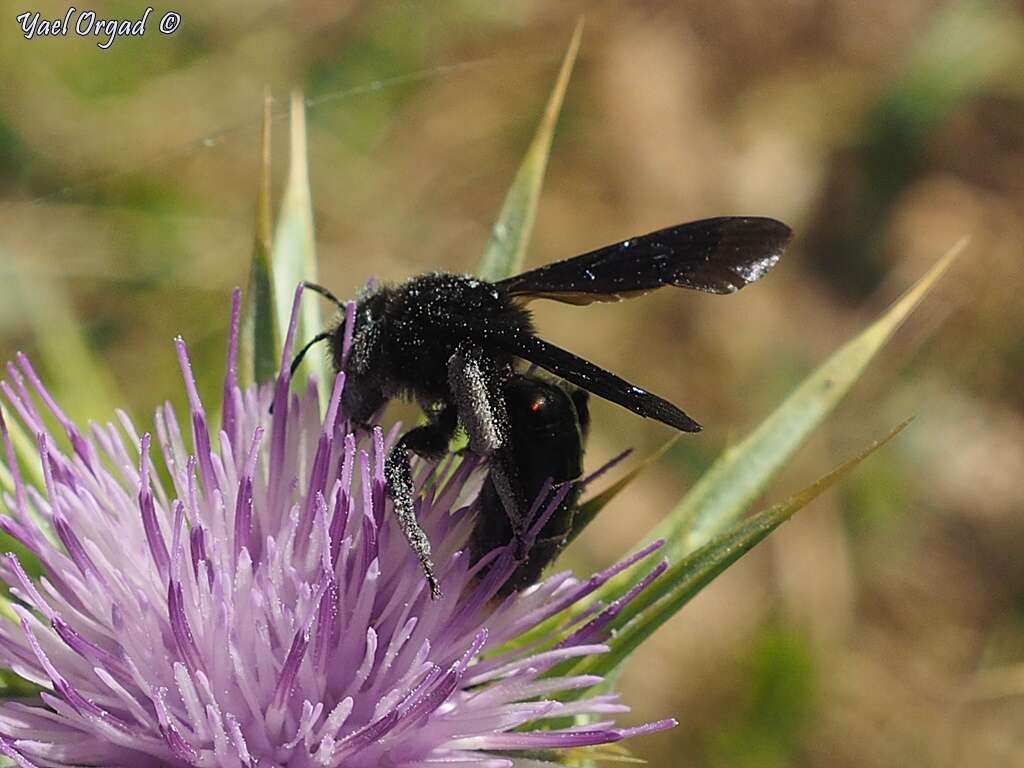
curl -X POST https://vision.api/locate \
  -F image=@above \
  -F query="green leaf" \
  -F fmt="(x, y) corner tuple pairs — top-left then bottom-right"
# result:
(272, 91), (326, 401)
(240, 89), (279, 387)
(0, 255), (120, 582)
(0, 462), (10, 495)
(652, 239), (965, 561)
(0, 407), (51, 576)
(0, 591), (17, 623)
(0, 410), (43, 492)
(559, 421), (909, 690)
(0, 668), (43, 700)
(1, 258), (123, 424)
(476, 20), (583, 282)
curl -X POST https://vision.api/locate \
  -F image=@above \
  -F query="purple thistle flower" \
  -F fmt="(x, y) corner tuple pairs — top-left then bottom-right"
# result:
(0, 289), (674, 767)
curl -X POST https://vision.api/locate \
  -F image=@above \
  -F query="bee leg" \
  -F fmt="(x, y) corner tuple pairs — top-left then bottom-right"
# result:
(447, 344), (527, 551)
(384, 405), (457, 600)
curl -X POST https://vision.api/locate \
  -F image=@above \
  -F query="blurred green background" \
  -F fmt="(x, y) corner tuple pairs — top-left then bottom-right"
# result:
(2, 1), (1024, 765)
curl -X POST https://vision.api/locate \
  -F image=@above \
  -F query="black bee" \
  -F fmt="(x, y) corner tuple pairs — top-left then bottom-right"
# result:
(291, 216), (791, 598)
(471, 373), (590, 596)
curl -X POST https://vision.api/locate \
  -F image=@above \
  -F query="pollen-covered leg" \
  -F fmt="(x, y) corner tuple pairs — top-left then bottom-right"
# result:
(447, 343), (527, 542)
(384, 406), (457, 599)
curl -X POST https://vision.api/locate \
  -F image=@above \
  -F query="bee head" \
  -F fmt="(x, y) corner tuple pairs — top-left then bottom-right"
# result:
(334, 285), (389, 425)
(287, 281), (393, 426)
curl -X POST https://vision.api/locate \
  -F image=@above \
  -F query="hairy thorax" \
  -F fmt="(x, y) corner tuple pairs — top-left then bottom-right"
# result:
(379, 272), (534, 403)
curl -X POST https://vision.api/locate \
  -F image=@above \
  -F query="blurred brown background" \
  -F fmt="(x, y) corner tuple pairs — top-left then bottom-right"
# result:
(2, 1), (1024, 765)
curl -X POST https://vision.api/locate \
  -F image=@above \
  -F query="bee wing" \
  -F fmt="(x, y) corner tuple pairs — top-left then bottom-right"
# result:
(497, 217), (791, 304)
(502, 334), (702, 433)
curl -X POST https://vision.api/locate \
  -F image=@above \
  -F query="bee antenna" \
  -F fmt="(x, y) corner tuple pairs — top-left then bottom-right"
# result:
(301, 281), (345, 310)
(289, 331), (332, 378)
